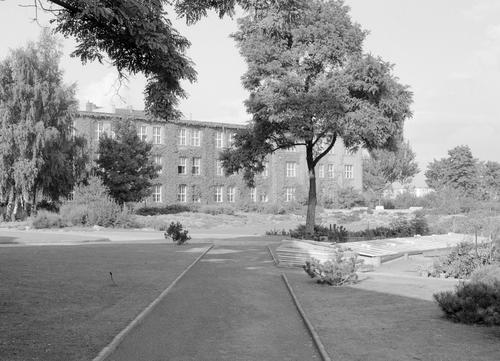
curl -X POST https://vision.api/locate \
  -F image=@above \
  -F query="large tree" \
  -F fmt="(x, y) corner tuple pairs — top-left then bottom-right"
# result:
(22, 0), (272, 119)
(425, 145), (479, 197)
(95, 119), (159, 205)
(0, 30), (87, 220)
(363, 140), (419, 201)
(221, 0), (413, 234)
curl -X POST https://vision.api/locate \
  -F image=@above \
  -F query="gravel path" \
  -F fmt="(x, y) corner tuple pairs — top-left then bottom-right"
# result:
(107, 245), (320, 361)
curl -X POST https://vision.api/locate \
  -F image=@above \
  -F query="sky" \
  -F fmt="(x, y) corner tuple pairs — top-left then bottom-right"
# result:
(1, 1), (500, 186)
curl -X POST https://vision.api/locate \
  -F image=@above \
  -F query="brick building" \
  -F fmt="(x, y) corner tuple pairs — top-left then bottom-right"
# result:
(74, 109), (362, 206)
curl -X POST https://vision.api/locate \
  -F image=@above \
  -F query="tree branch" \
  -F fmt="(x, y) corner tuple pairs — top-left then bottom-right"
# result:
(313, 133), (337, 167)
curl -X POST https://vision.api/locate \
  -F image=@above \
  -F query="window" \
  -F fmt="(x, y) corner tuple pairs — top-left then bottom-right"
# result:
(327, 164), (335, 178)
(216, 160), (224, 176)
(284, 146), (296, 152)
(191, 129), (201, 146)
(228, 132), (235, 147)
(192, 157), (201, 175)
(192, 186), (201, 203)
(344, 164), (354, 179)
(152, 185), (162, 203)
(285, 187), (296, 202)
(214, 186), (223, 203)
(178, 128), (187, 146)
(139, 125), (147, 141)
(262, 161), (269, 177)
(154, 155), (163, 174)
(227, 186), (236, 203)
(318, 164), (325, 178)
(260, 192), (269, 203)
(178, 157), (187, 174)
(286, 162), (296, 177)
(215, 131), (224, 148)
(96, 122), (104, 139)
(250, 187), (257, 202)
(153, 126), (161, 144)
(177, 184), (187, 203)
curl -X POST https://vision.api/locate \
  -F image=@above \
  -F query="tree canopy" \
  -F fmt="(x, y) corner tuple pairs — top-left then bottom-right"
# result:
(95, 118), (159, 205)
(222, 0), (413, 233)
(0, 30), (87, 220)
(363, 140), (419, 200)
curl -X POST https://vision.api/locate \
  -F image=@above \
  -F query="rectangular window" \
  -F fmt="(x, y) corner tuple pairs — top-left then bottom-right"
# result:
(215, 131), (224, 148)
(318, 164), (324, 178)
(192, 186), (201, 203)
(285, 187), (296, 202)
(327, 164), (335, 178)
(96, 122), (104, 139)
(214, 186), (223, 203)
(139, 125), (147, 142)
(286, 162), (296, 177)
(178, 128), (187, 146)
(344, 164), (354, 179)
(216, 160), (224, 176)
(154, 155), (163, 174)
(192, 157), (201, 175)
(262, 161), (269, 177)
(191, 129), (201, 147)
(153, 126), (161, 144)
(177, 184), (187, 203)
(227, 186), (236, 203)
(228, 132), (235, 147)
(178, 157), (187, 174)
(250, 187), (257, 202)
(284, 146), (296, 152)
(152, 185), (162, 203)
(260, 192), (269, 203)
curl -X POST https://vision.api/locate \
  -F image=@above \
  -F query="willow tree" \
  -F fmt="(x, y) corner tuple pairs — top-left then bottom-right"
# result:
(0, 30), (87, 220)
(222, 0), (413, 235)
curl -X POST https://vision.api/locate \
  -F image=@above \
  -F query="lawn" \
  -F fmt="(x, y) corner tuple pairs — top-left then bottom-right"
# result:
(286, 270), (500, 361)
(0, 243), (209, 361)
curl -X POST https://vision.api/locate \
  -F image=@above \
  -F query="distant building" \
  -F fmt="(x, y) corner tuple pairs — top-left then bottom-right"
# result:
(74, 110), (363, 205)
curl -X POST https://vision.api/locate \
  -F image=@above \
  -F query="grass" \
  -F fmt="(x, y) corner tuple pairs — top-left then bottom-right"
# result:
(285, 271), (500, 361)
(0, 243), (209, 361)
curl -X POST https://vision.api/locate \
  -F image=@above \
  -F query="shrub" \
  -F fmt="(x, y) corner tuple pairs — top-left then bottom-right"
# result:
(36, 200), (60, 213)
(31, 210), (64, 229)
(470, 265), (500, 287)
(164, 221), (191, 245)
(427, 242), (497, 279)
(303, 249), (362, 286)
(290, 224), (348, 242)
(199, 205), (236, 215)
(334, 186), (366, 209)
(434, 281), (500, 326)
(135, 204), (194, 216)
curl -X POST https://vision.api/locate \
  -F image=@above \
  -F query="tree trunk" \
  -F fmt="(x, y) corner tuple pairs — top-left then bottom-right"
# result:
(5, 188), (15, 221)
(11, 193), (19, 222)
(305, 145), (316, 236)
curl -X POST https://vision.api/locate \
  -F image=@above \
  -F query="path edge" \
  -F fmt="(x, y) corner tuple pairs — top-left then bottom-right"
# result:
(267, 245), (279, 266)
(92, 244), (214, 361)
(281, 273), (332, 361)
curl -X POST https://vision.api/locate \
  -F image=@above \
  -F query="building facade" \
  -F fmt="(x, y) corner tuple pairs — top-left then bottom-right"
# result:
(74, 109), (363, 206)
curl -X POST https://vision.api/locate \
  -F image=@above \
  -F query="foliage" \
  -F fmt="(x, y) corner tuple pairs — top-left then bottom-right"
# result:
(303, 251), (362, 286)
(325, 186), (366, 209)
(290, 224), (348, 243)
(135, 204), (194, 216)
(60, 176), (124, 227)
(349, 213), (429, 240)
(221, 0), (413, 235)
(31, 210), (64, 229)
(434, 281), (500, 326)
(426, 242), (497, 279)
(0, 30), (87, 221)
(265, 228), (290, 236)
(164, 221), (191, 245)
(363, 140), (419, 201)
(199, 205), (236, 215)
(425, 146), (479, 198)
(95, 119), (159, 205)
(470, 265), (500, 287)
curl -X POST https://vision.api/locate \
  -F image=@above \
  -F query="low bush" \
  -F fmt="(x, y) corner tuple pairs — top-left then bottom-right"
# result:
(469, 265), (500, 287)
(35, 200), (60, 213)
(164, 221), (191, 245)
(426, 242), (497, 279)
(349, 212), (429, 240)
(31, 210), (64, 229)
(135, 204), (194, 216)
(290, 224), (348, 242)
(303, 248), (362, 286)
(265, 228), (289, 236)
(199, 205), (236, 215)
(434, 281), (500, 326)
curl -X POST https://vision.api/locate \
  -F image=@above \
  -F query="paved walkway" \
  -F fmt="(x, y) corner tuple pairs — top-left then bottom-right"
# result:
(107, 245), (320, 361)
